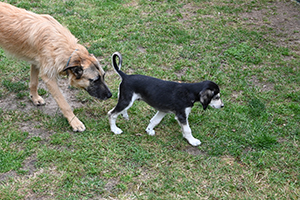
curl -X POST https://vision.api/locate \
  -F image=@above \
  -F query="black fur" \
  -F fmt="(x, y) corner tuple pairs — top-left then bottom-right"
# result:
(111, 52), (220, 114)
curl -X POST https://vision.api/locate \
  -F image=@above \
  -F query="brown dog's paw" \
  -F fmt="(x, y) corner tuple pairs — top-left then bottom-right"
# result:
(31, 95), (46, 106)
(70, 117), (86, 132)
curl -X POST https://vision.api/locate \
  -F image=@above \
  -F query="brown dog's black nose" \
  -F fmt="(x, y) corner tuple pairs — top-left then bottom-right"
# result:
(107, 91), (112, 99)
(101, 90), (112, 100)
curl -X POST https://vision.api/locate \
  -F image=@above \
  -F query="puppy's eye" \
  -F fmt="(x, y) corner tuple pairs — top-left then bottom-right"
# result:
(214, 96), (220, 100)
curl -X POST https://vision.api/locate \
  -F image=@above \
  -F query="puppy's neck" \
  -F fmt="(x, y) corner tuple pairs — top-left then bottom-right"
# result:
(183, 82), (208, 102)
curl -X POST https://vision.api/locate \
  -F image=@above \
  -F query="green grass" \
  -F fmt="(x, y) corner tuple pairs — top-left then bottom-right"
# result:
(0, 0), (300, 199)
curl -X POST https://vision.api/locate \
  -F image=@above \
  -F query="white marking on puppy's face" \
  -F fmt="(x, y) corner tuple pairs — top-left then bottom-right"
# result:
(209, 93), (224, 109)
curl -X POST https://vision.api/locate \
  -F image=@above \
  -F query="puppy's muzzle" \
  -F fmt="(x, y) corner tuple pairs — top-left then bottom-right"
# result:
(210, 103), (224, 109)
(209, 99), (224, 109)
(86, 77), (112, 100)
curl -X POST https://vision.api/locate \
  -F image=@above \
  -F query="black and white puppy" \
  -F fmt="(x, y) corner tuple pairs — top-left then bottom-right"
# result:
(108, 52), (224, 146)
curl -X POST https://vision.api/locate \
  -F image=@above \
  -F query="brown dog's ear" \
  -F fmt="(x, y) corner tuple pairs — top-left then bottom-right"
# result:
(63, 65), (83, 79)
(200, 89), (213, 110)
(63, 58), (83, 79)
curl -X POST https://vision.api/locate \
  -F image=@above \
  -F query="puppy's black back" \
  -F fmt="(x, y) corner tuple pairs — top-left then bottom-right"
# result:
(112, 52), (220, 112)
(120, 74), (196, 112)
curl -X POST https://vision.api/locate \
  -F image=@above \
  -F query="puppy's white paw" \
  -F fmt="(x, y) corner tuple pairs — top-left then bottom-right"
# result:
(146, 128), (155, 136)
(187, 138), (201, 146)
(111, 127), (123, 134)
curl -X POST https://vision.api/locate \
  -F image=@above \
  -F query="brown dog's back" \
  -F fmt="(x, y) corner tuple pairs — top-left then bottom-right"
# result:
(0, 2), (78, 75)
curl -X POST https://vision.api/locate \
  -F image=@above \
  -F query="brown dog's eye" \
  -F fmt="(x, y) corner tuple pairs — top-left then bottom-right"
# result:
(94, 64), (100, 70)
(89, 76), (100, 82)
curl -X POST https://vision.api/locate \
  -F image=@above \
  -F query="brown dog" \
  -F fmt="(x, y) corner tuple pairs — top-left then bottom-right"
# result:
(0, 2), (112, 131)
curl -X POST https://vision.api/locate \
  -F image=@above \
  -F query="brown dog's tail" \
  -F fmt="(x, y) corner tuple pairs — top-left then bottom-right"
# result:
(112, 52), (126, 79)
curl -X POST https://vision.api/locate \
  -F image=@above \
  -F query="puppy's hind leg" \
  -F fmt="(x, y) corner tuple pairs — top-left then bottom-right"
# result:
(121, 110), (129, 120)
(175, 108), (201, 146)
(30, 65), (45, 106)
(146, 111), (166, 136)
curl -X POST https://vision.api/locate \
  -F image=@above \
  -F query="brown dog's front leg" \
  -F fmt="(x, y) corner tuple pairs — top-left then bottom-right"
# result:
(41, 75), (86, 132)
(30, 65), (46, 106)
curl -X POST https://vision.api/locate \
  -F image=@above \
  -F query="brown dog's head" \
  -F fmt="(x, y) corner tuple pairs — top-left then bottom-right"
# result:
(63, 50), (112, 100)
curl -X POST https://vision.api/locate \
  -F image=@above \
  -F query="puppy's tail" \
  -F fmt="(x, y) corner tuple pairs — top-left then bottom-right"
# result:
(112, 52), (126, 79)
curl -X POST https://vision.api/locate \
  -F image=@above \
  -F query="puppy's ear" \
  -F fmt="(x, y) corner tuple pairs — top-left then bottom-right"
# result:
(200, 89), (214, 110)
(63, 59), (83, 79)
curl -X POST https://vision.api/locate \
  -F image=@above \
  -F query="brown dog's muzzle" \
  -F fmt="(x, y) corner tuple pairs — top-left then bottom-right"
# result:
(86, 77), (112, 100)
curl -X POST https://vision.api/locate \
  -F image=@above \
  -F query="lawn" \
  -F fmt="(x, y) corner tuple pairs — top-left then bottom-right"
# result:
(0, 0), (299, 199)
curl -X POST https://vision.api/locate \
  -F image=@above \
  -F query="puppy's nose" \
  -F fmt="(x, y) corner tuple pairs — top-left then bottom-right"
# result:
(221, 104), (224, 108)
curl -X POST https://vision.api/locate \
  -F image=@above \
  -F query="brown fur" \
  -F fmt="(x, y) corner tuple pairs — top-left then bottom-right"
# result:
(0, 2), (111, 131)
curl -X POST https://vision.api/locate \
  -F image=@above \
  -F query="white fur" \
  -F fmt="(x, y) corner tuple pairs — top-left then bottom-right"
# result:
(108, 93), (141, 134)
(146, 111), (167, 136)
(175, 107), (201, 146)
(209, 93), (224, 109)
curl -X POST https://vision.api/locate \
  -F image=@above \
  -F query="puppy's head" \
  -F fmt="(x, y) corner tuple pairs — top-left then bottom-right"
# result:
(63, 50), (112, 100)
(199, 81), (224, 110)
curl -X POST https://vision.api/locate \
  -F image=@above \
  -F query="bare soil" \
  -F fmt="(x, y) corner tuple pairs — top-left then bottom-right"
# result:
(0, 78), (83, 116)
(241, 0), (300, 55)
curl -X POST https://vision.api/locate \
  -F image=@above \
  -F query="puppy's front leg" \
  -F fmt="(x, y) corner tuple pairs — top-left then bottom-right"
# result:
(146, 111), (166, 136)
(41, 75), (85, 132)
(176, 108), (201, 146)
(180, 123), (201, 146)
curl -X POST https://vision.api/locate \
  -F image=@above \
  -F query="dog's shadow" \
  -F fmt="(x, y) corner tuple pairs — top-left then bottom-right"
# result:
(183, 146), (208, 156)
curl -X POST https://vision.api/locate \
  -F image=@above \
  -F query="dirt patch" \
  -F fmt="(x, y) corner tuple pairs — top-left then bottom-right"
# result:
(249, 76), (274, 92)
(231, 90), (244, 101)
(18, 121), (53, 141)
(19, 154), (38, 176)
(179, 3), (200, 24)
(104, 178), (119, 192)
(0, 78), (84, 116)
(241, 1), (300, 55)
(0, 170), (17, 183)
(221, 155), (236, 166)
